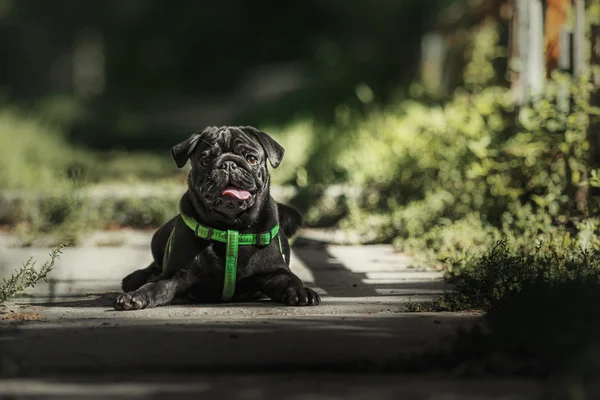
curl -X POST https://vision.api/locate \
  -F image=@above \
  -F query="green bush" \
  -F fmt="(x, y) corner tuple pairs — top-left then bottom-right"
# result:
(92, 194), (180, 229)
(435, 236), (600, 312)
(0, 108), (183, 190)
(290, 68), (598, 266)
(0, 109), (84, 189)
(10, 185), (182, 245)
(261, 119), (315, 186)
(0, 107), (186, 241)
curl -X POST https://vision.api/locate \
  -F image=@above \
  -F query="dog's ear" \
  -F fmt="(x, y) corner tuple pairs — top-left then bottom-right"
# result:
(171, 127), (215, 168)
(171, 133), (201, 168)
(243, 126), (285, 169)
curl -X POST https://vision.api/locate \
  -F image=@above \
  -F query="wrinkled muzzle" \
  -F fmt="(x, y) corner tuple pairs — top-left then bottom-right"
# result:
(194, 155), (261, 214)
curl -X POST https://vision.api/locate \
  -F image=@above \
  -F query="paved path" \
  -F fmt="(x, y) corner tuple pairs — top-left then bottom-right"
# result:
(0, 228), (446, 303)
(0, 375), (542, 399)
(0, 229), (545, 399)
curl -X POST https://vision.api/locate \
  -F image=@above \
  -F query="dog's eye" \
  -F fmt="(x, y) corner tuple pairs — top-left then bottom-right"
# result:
(201, 157), (211, 166)
(246, 155), (258, 165)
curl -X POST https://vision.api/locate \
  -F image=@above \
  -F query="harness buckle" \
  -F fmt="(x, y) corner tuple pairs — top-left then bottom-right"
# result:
(258, 232), (269, 246)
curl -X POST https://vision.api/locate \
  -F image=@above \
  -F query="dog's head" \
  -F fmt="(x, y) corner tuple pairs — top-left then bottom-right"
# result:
(171, 126), (284, 220)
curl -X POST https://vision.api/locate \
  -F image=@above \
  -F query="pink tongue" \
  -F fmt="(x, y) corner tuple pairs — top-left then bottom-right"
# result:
(222, 187), (252, 200)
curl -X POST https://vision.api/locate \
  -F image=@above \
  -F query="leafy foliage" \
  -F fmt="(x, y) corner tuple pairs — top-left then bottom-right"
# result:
(10, 186), (182, 246)
(0, 109), (182, 190)
(292, 68), (599, 267)
(435, 238), (600, 311)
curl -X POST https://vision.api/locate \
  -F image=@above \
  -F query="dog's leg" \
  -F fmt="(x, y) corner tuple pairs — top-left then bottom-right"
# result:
(114, 267), (199, 311)
(121, 262), (159, 292)
(277, 203), (302, 237)
(255, 269), (320, 306)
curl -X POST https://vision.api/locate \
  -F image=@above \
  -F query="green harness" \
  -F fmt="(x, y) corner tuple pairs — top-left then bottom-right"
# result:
(165, 210), (283, 302)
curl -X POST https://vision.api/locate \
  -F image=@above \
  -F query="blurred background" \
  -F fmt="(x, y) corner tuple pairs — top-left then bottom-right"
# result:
(0, 0), (599, 259)
(1, 0), (452, 149)
(2, 1), (600, 386)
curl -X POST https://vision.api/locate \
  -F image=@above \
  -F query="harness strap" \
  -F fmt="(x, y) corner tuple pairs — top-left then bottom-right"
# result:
(176, 210), (282, 301)
(222, 230), (239, 301)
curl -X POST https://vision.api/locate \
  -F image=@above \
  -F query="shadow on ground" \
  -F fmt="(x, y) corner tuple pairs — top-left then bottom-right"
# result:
(0, 373), (544, 400)
(0, 312), (478, 377)
(293, 237), (448, 298)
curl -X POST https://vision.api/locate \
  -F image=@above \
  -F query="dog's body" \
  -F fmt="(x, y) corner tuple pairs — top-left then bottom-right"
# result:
(114, 126), (319, 310)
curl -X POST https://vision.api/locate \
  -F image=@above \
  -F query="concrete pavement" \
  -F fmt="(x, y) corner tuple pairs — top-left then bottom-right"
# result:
(0, 375), (543, 399)
(0, 228), (545, 399)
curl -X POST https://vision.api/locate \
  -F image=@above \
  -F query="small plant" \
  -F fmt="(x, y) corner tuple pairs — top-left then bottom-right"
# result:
(0, 243), (67, 305)
(404, 298), (422, 312)
(404, 297), (435, 313)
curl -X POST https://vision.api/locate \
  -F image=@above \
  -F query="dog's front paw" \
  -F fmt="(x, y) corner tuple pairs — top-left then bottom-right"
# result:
(113, 291), (150, 311)
(282, 286), (321, 306)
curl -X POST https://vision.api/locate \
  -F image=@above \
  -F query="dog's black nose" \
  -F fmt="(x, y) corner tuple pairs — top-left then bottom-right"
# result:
(221, 161), (237, 171)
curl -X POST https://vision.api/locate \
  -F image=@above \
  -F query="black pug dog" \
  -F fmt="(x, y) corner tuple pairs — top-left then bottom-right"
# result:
(114, 126), (320, 310)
